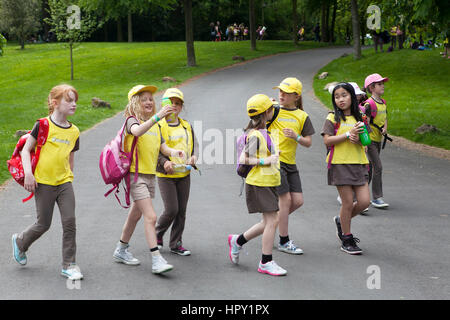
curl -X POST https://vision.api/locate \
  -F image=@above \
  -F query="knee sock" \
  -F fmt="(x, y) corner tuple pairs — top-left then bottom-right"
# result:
(236, 234), (247, 247)
(279, 235), (290, 245)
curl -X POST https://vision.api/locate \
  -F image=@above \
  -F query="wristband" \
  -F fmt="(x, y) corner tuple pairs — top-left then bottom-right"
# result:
(296, 134), (301, 142)
(259, 158), (265, 165)
(153, 114), (161, 122)
(345, 131), (350, 139)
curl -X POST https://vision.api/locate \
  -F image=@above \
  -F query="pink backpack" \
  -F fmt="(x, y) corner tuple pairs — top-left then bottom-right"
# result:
(99, 116), (138, 208)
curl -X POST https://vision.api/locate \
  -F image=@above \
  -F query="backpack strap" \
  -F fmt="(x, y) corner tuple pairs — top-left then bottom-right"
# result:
(327, 121), (340, 170)
(124, 116), (139, 183)
(266, 105), (280, 129)
(22, 118), (50, 203)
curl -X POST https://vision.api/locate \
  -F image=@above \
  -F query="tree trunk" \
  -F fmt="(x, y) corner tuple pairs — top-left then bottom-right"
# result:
(350, 0), (361, 60)
(292, 0), (298, 45)
(183, 0), (196, 67)
(128, 12), (133, 42)
(330, 0), (337, 43)
(320, 2), (327, 42)
(117, 18), (123, 42)
(249, 0), (256, 50)
(70, 42), (74, 80)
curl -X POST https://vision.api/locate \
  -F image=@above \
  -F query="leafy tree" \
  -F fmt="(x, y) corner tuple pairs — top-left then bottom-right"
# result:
(45, 0), (100, 80)
(0, 0), (41, 49)
(0, 33), (6, 56)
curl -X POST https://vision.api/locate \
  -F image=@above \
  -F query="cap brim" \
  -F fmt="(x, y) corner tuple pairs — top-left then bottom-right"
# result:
(136, 85), (158, 95)
(273, 85), (296, 93)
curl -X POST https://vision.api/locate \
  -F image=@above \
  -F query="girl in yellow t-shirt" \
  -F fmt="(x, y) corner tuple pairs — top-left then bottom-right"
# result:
(228, 94), (287, 276)
(12, 84), (83, 280)
(269, 77), (315, 255)
(113, 85), (183, 275)
(321, 83), (371, 255)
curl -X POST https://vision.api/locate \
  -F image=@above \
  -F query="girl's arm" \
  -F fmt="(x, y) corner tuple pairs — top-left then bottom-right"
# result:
(323, 123), (364, 147)
(21, 135), (38, 193)
(242, 152), (279, 166)
(382, 118), (388, 135)
(130, 105), (176, 137)
(160, 143), (185, 159)
(69, 152), (75, 171)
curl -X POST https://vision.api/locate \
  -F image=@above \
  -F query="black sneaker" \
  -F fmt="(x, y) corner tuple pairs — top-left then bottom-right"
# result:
(170, 244), (191, 256)
(333, 216), (343, 241)
(340, 234), (362, 255)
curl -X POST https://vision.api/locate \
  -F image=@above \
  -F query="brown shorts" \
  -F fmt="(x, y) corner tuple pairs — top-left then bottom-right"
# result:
(328, 164), (369, 186)
(245, 184), (279, 214)
(276, 162), (302, 195)
(130, 173), (156, 201)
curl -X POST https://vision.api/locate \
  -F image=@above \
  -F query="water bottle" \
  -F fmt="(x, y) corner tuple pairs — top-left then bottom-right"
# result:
(162, 97), (177, 123)
(359, 123), (371, 146)
(172, 164), (192, 173)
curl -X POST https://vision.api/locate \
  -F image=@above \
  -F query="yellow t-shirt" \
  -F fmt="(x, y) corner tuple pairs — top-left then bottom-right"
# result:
(156, 118), (194, 179)
(268, 108), (312, 164)
(325, 113), (369, 165)
(365, 100), (387, 142)
(124, 120), (161, 175)
(34, 117), (80, 186)
(245, 130), (281, 187)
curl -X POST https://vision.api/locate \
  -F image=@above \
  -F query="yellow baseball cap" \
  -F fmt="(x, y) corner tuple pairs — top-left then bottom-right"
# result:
(128, 85), (158, 101)
(273, 77), (303, 95)
(247, 94), (274, 117)
(163, 88), (184, 102)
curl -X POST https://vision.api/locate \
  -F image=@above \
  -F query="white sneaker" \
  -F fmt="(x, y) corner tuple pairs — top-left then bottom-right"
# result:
(227, 234), (242, 264)
(152, 254), (173, 274)
(113, 242), (140, 265)
(371, 198), (389, 209)
(278, 240), (303, 255)
(61, 264), (83, 280)
(257, 260), (287, 276)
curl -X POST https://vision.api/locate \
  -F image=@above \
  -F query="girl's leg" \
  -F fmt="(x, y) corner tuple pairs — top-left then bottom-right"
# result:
(352, 184), (371, 218)
(16, 184), (57, 252)
(337, 185), (354, 235)
(261, 212), (279, 255)
(169, 176), (190, 249)
(156, 177), (178, 243)
(277, 192), (291, 237)
(56, 182), (77, 269)
(120, 202), (143, 243)
(133, 197), (158, 249)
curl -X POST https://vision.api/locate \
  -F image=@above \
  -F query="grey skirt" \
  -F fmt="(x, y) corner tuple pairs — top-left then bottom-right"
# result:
(328, 164), (369, 186)
(245, 184), (279, 214)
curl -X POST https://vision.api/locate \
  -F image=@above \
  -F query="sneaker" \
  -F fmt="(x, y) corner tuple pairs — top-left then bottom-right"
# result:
(333, 216), (343, 241)
(113, 242), (140, 265)
(340, 234), (362, 255)
(157, 238), (163, 250)
(170, 242), (191, 256)
(371, 198), (389, 209)
(257, 260), (287, 276)
(227, 234), (242, 264)
(61, 264), (84, 280)
(278, 240), (303, 255)
(11, 234), (27, 266)
(360, 207), (369, 215)
(152, 254), (173, 274)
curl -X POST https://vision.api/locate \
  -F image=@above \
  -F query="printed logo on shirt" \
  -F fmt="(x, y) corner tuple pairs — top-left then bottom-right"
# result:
(145, 131), (157, 137)
(168, 135), (184, 141)
(51, 137), (71, 145)
(278, 118), (297, 123)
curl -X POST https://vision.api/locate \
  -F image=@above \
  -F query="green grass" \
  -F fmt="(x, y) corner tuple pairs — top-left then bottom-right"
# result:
(313, 48), (450, 150)
(0, 40), (330, 185)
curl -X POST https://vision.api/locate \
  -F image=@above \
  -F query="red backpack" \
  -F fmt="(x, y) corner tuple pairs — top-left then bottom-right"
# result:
(7, 118), (49, 202)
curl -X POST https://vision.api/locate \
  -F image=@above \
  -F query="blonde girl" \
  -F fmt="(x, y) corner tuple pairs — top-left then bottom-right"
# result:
(228, 94), (286, 276)
(12, 84), (83, 280)
(113, 85), (183, 274)
(269, 77), (315, 255)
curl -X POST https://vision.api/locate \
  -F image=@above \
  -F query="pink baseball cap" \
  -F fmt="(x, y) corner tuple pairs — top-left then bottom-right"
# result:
(364, 73), (389, 89)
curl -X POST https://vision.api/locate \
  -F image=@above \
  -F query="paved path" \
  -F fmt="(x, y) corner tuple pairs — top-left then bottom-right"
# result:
(1, 46), (449, 300)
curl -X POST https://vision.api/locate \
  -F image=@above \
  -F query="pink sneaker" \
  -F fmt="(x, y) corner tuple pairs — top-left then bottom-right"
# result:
(257, 260), (287, 276)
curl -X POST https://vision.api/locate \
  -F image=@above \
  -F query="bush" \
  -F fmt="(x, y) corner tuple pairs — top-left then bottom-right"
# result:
(0, 33), (6, 56)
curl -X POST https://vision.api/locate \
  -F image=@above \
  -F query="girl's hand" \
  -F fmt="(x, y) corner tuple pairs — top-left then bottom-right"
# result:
(381, 127), (387, 135)
(163, 161), (174, 174)
(350, 122), (365, 135)
(282, 128), (297, 140)
(264, 151), (280, 165)
(348, 133), (360, 144)
(24, 173), (37, 193)
(157, 105), (177, 119)
(171, 149), (186, 159)
(187, 155), (197, 166)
